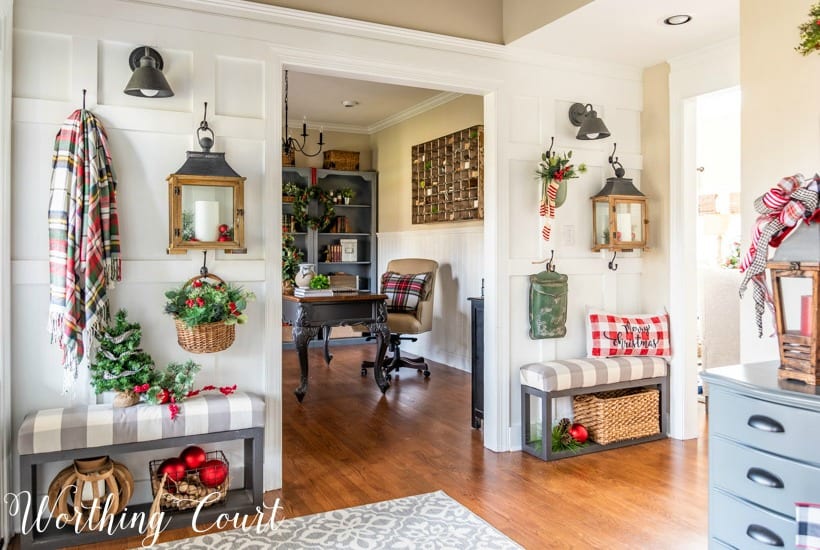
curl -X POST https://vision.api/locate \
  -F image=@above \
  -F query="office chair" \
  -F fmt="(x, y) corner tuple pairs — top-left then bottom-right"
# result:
(361, 258), (438, 379)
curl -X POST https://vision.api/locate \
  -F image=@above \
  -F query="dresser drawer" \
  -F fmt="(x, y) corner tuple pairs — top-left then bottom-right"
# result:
(710, 386), (820, 464)
(711, 489), (794, 549)
(711, 435), (820, 518)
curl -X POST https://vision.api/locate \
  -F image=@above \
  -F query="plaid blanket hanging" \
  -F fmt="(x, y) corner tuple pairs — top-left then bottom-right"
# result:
(739, 173), (819, 337)
(48, 108), (121, 392)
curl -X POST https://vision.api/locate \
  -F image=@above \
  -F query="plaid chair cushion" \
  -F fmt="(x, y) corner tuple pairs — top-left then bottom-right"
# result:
(382, 271), (431, 313)
(586, 308), (671, 358)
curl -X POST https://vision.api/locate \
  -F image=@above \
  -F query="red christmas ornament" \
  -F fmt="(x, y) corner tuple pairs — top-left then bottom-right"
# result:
(217, 235), (231, 242)
(157, 457), (186, 483)
(568, 422), (589, 444)
(179, 446), (207, 470)
(198, 459), (228, 488)
(218, 224), (229, 234)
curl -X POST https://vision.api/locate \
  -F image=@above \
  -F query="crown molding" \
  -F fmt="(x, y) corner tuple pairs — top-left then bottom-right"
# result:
(367, 92), (462, 134)
(287, 119), (370, 135)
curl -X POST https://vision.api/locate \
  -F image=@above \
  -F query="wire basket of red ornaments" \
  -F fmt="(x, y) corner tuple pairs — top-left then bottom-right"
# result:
(149, 446), (229, 512)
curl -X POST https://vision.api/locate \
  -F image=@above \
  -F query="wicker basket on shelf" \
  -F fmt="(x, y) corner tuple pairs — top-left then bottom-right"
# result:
(282, 148), (295, 167)
(173, 273), (236, 354)
(322, 150), (359, 171)
(573, 387), (659, 445)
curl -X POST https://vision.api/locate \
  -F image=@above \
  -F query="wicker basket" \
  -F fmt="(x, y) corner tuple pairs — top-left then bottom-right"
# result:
(282, 149), (295, 166)
(573, 388), (660, 445)
(173, 273), (236, 354)
(149, 450), (229, 512)
(322, 150), (359, 171)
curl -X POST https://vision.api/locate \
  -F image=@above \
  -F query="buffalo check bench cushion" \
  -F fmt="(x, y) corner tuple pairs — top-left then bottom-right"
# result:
(18, 391), (264, 455)
(520, 357), (668, 393)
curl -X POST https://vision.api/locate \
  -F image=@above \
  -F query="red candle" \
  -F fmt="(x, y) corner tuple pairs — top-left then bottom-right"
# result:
(801, 295), (813, 337)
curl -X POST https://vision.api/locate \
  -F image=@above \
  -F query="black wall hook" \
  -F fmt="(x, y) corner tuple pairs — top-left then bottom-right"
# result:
(200, 251), (209, 276)
(82, 89), (87, 111)
(545, 136), (555, 159)
(608, 250), (619, 271)
(545, 250), (556, 272)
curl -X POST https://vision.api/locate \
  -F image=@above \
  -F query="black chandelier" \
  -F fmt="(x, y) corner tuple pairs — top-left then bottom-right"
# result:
(282, 70), (324, 158)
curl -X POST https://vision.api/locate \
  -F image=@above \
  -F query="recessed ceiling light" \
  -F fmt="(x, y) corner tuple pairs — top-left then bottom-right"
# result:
(341, 100), (360, 108)
(663, 14), (692, 26)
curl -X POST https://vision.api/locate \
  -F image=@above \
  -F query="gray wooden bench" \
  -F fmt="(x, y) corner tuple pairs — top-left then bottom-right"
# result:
(17, 391), (265, 548)
(520, 357), (669, 461)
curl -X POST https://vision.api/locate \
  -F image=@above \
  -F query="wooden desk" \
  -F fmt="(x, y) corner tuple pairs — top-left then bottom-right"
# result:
(282, 292), (390, 401)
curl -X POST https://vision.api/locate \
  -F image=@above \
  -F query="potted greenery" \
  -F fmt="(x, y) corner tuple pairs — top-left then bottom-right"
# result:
(340, 188), (355, 204)
(164, 274), (255, 353)
(282, 182), (302, 203)
(282, 232), (304, 293)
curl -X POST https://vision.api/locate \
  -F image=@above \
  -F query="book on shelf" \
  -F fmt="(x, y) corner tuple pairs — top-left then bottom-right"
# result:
(293, 288), (334, 297)
(329, 216), (350, 233)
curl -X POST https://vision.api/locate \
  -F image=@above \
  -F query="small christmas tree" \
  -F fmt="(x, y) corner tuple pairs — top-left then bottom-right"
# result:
(89, 310), (156, 395)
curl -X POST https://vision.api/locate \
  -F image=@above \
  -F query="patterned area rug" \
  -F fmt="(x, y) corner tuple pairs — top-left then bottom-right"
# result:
(150, 490), (521, 549)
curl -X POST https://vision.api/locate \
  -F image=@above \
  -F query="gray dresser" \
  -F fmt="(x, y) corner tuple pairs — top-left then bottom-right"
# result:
(702, 362), (820, 549)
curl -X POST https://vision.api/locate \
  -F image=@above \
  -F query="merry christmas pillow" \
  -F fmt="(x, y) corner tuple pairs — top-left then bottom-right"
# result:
(585, 308), (671, 358)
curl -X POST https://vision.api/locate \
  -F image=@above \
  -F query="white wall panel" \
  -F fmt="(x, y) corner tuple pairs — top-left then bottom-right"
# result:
(12, 30), (70, 101)
(508, 158), (540, 260)
(215, 56), (264, 119)
(378, 227), (482, 372)
(509, 95), (539, 145)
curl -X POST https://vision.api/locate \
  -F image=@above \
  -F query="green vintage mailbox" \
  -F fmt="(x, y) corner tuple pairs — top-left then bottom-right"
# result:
(529, 269), (568, 339)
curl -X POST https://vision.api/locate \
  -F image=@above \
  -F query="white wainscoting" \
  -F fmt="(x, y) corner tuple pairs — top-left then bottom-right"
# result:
(378, 225), (483, 372)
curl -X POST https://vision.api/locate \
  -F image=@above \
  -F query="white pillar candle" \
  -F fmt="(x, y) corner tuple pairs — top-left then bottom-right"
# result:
(616, 213), (631, 241)
(194, 200), (220, 241)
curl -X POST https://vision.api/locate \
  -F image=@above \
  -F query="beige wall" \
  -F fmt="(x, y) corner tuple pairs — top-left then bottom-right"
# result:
(739, 0), (820, 360)
(370, 95), (484, 233)
(502, 0), (592, 43)
(291, 130), (372, 170)
(249, 0), (504, 43)
(640, 62), (671, 313)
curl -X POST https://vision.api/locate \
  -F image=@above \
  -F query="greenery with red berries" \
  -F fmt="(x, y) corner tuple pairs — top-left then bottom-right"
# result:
(796, 2), (820, 55)
(164, 276), (255, 327)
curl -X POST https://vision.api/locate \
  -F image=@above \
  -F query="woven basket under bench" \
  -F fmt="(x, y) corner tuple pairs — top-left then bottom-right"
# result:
(573, 387), (660, 445)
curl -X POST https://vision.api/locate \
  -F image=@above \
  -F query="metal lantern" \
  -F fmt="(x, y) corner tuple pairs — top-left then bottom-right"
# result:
(768, 222), (820, 385)
(591, 144), (648, 253)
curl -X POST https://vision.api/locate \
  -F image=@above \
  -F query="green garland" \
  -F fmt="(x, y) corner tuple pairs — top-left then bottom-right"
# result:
(292, 186), (335, 231)
(796, 2), (820, 55)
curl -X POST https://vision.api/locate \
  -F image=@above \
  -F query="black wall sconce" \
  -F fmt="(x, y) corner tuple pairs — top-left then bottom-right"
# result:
(568, 102), (610, 140)
(124, 46), (174, 98)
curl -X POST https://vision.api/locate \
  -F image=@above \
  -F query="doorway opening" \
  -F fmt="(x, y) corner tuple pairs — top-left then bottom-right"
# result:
(692, 87), (741, 403)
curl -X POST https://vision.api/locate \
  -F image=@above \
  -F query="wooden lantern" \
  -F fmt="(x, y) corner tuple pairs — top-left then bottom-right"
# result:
(768, 222), (820, 385)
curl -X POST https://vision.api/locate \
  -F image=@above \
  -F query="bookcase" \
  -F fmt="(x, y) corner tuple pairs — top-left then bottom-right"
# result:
(282, 167), (378, 287)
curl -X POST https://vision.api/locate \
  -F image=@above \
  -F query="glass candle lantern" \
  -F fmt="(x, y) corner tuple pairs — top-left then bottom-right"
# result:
(767, 222), (820, 385)
(591, 177), (648, 252)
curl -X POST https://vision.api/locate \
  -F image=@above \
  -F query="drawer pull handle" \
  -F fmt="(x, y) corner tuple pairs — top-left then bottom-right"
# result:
(747, 414), (784, 433)
(747, 467), (784, 489)
(746, 524), (784, 547)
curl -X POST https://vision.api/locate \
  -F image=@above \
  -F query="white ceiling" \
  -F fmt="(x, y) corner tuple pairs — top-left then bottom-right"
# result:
(285, 71), (448, 132)
(509, 0), (739, 68)
(286, 0), (740, 131)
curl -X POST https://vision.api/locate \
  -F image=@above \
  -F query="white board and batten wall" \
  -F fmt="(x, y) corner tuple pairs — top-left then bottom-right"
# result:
(5, 0), (657, 508)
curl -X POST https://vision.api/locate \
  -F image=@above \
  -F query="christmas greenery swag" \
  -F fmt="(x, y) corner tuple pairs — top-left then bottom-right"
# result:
(292, 185), (335, 231)
(164, 277), (255, 327)
(535, 147), (586, 241)
(282, 231), (304, 284)
(796, 2), (820, 55)
(90, 311), (238, 419)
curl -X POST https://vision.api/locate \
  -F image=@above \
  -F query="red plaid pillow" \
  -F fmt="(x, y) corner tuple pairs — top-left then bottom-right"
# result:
(586, 309), (671, 358)
(381, 271), (431, 313)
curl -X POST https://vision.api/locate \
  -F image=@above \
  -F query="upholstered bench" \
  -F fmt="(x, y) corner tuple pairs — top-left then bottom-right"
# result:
(17, 392), (265, 548)
(520, 357), (669, 461)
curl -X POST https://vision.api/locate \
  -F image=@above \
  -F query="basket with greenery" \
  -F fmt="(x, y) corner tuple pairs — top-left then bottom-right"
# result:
(164, 273), (255, 353)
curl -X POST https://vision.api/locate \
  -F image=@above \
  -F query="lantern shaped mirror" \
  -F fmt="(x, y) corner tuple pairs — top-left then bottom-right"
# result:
(591, 144), (648, 252)
(767, 222), (820, 385)
(166, 103), (246, 254)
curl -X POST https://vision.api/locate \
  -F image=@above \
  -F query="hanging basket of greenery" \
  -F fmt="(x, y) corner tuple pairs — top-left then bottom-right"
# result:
(292, 186), (335, 231)
(164, 273), (255, 354)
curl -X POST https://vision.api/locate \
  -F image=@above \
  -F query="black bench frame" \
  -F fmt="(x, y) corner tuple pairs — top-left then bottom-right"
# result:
(18, 427), (263, 548)
(521, 375), (669, 461)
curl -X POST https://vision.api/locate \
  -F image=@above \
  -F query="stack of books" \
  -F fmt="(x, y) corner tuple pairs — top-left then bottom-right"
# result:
(329, 216), (351, 233)
(294, 287), (334, 297)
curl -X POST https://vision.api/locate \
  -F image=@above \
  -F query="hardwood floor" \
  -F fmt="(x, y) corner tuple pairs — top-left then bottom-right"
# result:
(62, 344), (708, 549)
